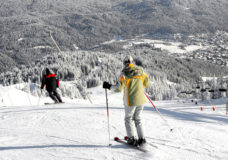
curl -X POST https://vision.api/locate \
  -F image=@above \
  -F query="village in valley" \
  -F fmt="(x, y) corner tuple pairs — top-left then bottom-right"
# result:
(171, 31), (228, 67)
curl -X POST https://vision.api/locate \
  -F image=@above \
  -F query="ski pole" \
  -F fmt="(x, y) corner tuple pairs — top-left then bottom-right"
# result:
(85, 92), (93, 104)
(27, 83), (32, 105)
(0, 92), (6, 107)
(37, 88), (42, 105)
(144, 92), (173, 132)
(105, 89), (112, 146)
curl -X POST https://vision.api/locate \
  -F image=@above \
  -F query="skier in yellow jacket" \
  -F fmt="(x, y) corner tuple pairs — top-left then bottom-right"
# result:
(103, 55), (150, 146)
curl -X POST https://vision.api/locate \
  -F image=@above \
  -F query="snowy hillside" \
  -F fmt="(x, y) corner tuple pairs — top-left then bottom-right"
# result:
(1, 0), (228, 72)
(0, 85), (228, 160)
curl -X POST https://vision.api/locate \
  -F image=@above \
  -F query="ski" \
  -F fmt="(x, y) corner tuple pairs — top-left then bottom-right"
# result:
(44, 102), (64, 105)
(114, 137), (147, 152)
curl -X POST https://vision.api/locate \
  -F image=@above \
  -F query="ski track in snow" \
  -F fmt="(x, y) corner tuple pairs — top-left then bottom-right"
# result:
(0, 86), (228, 160)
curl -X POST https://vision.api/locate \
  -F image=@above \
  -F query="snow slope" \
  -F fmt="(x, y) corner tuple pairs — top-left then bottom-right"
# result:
(0, 85), (228, 160)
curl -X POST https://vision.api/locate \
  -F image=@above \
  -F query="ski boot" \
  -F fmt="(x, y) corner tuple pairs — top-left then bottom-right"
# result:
(138, 138), (146, 146)
(127, 136), (138, 146)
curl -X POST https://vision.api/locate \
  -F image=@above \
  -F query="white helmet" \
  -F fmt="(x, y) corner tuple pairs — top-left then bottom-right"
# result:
(123, 55), (133, 65)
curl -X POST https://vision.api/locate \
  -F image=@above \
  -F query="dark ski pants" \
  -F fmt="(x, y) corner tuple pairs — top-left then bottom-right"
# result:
(48, 90), (62, 103)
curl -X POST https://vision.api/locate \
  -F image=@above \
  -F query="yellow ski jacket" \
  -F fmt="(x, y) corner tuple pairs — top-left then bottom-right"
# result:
(112, 64), (150, 107)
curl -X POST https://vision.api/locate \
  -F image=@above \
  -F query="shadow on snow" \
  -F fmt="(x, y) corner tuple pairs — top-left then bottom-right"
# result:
(0, 144), (107, 151)
(144, 106), (228, 124)
(0, 106), (123, 114)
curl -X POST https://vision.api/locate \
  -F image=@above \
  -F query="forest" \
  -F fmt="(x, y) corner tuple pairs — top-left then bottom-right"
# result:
(1, 45), (227, 100)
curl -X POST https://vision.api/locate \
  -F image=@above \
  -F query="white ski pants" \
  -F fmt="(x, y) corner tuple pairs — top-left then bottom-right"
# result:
(124, 105), (145, 139)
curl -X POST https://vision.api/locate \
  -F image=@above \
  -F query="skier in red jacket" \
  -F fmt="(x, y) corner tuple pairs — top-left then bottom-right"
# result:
(41, 68), (63, 103)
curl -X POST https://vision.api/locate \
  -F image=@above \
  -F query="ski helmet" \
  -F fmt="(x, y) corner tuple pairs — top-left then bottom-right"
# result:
(123, 55), (133, 66)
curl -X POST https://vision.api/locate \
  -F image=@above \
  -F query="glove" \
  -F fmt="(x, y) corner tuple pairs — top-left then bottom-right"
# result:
(40, 87), (43, 90)
(103, 81), (112, 90)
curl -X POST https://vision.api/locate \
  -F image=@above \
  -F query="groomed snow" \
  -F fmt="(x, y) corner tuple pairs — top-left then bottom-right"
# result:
(0, 85), (228, 160)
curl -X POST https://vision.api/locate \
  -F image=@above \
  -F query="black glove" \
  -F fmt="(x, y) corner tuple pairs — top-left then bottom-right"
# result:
(103, 81), (112, 90)
(40, 87), (43, 90)
(219, 88), (227, 92)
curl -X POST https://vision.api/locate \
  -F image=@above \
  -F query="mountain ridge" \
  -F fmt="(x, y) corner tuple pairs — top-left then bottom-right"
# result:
(0, 0), (227, 73)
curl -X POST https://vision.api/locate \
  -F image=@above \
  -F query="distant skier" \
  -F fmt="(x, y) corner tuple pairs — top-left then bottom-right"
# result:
(41, 68), (63, 103)
(103, 55), (150, 146)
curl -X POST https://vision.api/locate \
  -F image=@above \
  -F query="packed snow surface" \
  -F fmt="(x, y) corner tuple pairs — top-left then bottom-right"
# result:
(0, 85), (228, 160)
